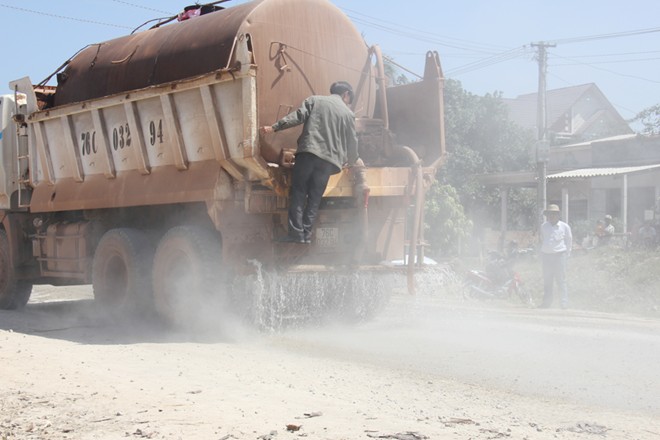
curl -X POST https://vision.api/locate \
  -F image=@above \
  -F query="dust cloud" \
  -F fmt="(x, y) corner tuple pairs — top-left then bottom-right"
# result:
(253, 261), (660, 416)
(3, 261), (660, 439)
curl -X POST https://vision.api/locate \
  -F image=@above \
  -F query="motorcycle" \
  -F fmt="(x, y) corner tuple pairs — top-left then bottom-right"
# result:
(465, 246), (534, 307)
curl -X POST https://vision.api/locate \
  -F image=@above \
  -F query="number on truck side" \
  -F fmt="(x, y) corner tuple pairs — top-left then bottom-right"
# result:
(112, 123), (131, 150)
(80, 131), (97, 156)
(149, 120), (163, 146)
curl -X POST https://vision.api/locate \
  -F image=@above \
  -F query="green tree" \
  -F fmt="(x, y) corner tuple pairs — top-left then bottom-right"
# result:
(630, 104), (660, 134)
(424, 183), (472, 257)
(383, 56), (410, 86)
(441, 79), (534, 216)
(425, 79), (536, 255)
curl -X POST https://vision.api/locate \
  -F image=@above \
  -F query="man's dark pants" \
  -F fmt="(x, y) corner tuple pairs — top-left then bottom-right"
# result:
(288, 152), (336, 241)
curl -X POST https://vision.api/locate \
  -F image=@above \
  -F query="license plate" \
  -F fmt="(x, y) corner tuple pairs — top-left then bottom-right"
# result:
(316, 227), (338, 247)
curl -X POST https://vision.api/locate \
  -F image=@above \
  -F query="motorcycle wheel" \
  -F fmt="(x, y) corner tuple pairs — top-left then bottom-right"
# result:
(515, 283), (535, 307)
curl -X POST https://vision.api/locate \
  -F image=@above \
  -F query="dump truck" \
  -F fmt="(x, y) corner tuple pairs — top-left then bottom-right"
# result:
(0, 0), (445, 327)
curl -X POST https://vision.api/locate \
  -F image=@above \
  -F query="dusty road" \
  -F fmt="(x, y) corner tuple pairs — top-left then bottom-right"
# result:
(1, 285), (660, 440)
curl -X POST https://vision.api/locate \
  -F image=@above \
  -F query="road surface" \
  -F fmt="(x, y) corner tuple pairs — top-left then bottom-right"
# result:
(1, 285), (659, 439)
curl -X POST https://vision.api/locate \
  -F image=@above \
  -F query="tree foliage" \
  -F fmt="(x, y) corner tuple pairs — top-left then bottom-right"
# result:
(424, 183), (472, 257)
(382, 62), (535, 255)
(630, 104), (660, 134)
(425, 78), (536, 255)
(383, 57), (410, 86)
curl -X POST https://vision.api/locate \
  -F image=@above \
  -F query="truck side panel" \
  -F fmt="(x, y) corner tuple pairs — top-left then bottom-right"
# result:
(23, 67), (268, 213)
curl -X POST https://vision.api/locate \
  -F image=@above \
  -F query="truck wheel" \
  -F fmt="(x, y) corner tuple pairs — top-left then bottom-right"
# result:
(152, 226), (223, 328)
(0, 229), (33, 310)
(92, 228), (154, 316)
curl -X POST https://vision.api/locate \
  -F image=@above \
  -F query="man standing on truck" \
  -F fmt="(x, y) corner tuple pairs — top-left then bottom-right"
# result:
(260, 81), (360, 244)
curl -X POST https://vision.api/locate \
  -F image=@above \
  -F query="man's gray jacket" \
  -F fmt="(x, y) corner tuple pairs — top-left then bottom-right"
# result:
(272, 94), (358, 173)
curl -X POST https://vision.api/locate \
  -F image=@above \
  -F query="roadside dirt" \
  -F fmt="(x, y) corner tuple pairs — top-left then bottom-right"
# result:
(1, 284), (659, 440)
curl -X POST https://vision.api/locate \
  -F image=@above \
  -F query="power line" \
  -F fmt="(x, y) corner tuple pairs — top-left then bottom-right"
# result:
(341, 6), (660, 77)
(0, 3), (132, 29)
(552, 26), (660, 45)
(549, 52), (660, 85)
(389, 50), (490, 61)
(106, 0), (172, 15)
(4, 1), (660, 91)
(343, 5), (660, 82)
(446, 47), (529, 77)
(561, 49), (660, 59)
(552, 56), (660, 66)
(341, 7), (507, 54)
(347, 15), (499, 54)
(342, 7), (507, 52)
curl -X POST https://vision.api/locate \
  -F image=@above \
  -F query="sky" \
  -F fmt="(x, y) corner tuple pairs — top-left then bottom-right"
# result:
(1, 0), (659, 129)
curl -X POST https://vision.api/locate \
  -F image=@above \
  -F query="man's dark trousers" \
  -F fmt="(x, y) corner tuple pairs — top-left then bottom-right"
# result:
(288, 152), (336, 241)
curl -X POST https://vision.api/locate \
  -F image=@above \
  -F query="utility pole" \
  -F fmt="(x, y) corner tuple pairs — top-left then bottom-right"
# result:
(531, 41), (555, 230)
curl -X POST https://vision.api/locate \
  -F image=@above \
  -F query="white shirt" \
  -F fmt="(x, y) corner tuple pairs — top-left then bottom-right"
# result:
(540, 220), (573, 255)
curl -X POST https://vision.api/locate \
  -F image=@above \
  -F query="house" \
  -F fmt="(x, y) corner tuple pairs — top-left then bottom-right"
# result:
(477, 84), (658, 248)
(480, 133), (660, 240)
(546, 134), (660, 234)
(503, 83), (633, 144)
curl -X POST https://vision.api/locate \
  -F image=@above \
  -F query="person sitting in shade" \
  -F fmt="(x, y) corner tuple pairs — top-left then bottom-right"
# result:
(638, 221), (657, 249)
(596, 214), (615, 246)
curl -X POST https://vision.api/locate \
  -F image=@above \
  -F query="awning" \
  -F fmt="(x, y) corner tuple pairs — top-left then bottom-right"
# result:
(547, 163), (660, 179)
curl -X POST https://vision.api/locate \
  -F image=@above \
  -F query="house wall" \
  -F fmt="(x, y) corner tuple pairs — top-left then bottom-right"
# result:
(548, 145), (591, 169)
(546, 136), (660, 230)
(548, 171), (660, 232)
(594, 138), (660, 166)
(590, 172), (660, 223)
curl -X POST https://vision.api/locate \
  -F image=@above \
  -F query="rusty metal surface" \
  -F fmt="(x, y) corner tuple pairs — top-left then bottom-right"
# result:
(38, 222), (90, 276)
(325, 167), (413, 197)
(244, 0), (375, 162)
(28, 162), (227, 212)
(385, 51), (445, 168)
(24, 0), (446, 270)
(5, 0), (452, 293)
(54, 1), (261, 107)
(52, 0), (375, 165)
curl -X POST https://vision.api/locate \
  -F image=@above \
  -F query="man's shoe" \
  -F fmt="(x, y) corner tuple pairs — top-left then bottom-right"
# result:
(276, 235), (307, 244)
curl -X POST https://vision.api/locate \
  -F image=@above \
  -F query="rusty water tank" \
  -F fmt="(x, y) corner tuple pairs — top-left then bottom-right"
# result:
(53, 0), (376, 163)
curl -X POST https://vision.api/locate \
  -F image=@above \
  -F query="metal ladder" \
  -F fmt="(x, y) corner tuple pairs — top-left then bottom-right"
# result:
(16, 141), (31, 208)
(12, 87), (31, 208)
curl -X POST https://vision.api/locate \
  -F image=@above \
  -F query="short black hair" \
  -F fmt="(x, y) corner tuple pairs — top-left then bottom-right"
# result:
(330, 81), (354, 104)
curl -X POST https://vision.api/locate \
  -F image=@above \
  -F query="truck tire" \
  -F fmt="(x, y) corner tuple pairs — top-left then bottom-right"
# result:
(152, 226), (224, 328)
(92, 228), (154, 317)
(0, 229), (33, 310)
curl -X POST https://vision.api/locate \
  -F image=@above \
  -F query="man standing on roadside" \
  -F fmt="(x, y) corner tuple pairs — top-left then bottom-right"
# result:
(539, 204), (573, 309)
(260, 81), (360, 244)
